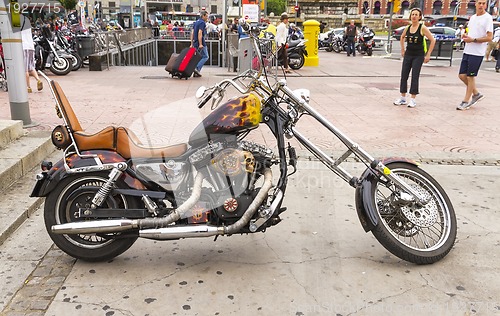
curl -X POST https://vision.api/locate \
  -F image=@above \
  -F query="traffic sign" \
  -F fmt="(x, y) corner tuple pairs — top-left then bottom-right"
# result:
(78, 0), (85, 7)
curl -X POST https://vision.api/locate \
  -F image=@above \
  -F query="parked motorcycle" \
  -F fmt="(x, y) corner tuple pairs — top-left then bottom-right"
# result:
(331, 34), (351, 53)
(320, 31), (336, 52)
(357, 27), (375, 56)
(34, 26), (72, 76)
(55, 30), (83, 71)
(0, 41), (7, 92)
(31, 22), (457, 264)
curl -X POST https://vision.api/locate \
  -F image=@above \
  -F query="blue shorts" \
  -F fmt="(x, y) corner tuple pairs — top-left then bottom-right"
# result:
(459, 53), (483, 77)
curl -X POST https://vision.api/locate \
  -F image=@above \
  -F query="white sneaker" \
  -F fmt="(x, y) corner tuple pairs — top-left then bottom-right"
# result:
(393, 97), (407, 106)
(407, 99), (417, 108)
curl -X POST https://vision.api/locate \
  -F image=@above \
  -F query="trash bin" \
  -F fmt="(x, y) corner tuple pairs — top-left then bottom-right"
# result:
(76, 35), (95, 59)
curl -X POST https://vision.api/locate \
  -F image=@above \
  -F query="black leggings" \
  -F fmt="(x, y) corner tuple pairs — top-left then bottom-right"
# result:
(399, 55), (425, 95)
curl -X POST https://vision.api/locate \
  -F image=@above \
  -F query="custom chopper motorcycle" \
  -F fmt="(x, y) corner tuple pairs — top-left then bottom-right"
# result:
(32, 22), (457, 264)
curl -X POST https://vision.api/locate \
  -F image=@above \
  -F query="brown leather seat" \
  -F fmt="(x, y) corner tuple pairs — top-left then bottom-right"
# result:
(51, 81), (188, 159)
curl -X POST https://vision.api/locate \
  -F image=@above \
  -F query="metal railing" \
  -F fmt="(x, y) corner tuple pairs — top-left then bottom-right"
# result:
(87, 28), (223, 69)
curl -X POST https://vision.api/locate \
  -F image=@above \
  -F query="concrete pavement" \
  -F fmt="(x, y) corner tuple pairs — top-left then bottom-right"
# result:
(0, 50), (499, 315)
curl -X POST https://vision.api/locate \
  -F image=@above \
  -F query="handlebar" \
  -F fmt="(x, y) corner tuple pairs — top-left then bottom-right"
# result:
(197, 71), (258, 109)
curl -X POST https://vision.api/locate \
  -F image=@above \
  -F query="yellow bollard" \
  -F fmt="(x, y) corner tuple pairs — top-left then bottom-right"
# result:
(303, 20), (320, 67)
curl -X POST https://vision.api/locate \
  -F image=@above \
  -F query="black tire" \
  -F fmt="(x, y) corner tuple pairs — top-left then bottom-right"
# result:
(44, 173), (139, 261)
(368, 162), (457, 264)
(50, 57), (71, 75)
(325, 46), (333, 52)
(333, 42), (341, 53)
(70, 52), (83, 71)
(367, 47), (373, 56)
(288, 54), (304, 70)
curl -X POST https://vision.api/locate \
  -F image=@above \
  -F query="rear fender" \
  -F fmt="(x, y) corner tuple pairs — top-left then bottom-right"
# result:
(30, 150), (143, 197)
(354, 157), (419, 232)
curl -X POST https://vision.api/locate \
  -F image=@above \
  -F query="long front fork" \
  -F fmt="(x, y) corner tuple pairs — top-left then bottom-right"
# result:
(279, 84), (428, 205)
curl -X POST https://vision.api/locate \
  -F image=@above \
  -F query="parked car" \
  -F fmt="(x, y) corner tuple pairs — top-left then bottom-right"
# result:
(428, 26), (458, 40)
(393, 25), (458, 41)
(319, 28), (343, 41)
(429, 16), (469, 28)
(392, 26), (408, 40)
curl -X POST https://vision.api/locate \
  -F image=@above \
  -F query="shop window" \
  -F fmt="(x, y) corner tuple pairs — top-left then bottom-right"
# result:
(433, 0), (443, 14)
(467, 0), (476, 14)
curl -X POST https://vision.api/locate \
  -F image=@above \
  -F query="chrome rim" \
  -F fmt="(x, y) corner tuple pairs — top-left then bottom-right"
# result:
(375, 168), (452, 252)
(55, 176), (128, 249)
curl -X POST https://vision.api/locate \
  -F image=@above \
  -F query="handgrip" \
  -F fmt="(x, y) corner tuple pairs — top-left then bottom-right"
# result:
(198, 94), (211, 108)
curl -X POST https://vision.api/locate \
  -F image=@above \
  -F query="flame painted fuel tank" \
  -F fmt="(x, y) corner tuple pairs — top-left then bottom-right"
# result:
(189, 94), (261, 145)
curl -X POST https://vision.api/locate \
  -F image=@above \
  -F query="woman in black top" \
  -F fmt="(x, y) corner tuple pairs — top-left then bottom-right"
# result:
(394, 8), (436, 108)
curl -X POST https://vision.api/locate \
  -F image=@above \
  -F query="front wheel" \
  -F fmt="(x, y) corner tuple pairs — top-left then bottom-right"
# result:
(332, 42), (341, 53)
(50, 56), (71, 75)
(44, 174), (139, 261)
(369, 162), (457, 264)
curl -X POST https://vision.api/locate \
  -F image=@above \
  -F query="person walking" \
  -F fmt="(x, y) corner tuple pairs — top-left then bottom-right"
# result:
(494, 27), (500, 72)
(276, 13), (291, 73)
(191, 10), (209, 77)
(485, 26), (499, 61)
(21, 26), (43, 93)
(345, 20), (357, 57)
(456, 0), (493, 110)
(455, 24), (465, 50)
(393, 8), (435, 108)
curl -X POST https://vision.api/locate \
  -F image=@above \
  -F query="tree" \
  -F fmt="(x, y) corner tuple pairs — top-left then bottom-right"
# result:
(59, 0), (78, 13)
(267, 0), (287, 16)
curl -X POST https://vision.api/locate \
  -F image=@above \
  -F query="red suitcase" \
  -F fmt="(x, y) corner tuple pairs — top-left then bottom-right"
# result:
(171, 47), (202, 79)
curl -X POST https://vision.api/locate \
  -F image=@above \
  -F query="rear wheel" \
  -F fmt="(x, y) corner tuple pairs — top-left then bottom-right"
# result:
(369, 163), (457, 264)
(44, 174), (139, 261)
(288, 54), (304, 70)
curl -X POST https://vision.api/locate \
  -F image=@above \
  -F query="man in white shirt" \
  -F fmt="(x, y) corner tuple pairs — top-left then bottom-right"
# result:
(456, 0), (493, 110)
(276, 13), (291, 73)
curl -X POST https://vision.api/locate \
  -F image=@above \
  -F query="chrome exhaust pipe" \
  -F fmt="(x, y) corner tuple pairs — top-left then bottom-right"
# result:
(139, 225), (224, 240)
(51, 219), (138, 234)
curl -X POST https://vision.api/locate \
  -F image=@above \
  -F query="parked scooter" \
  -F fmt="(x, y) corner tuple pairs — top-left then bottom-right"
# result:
(357, 27), (375, 56)
(262, 32), (308, 71)
(34, 26), (72, 76)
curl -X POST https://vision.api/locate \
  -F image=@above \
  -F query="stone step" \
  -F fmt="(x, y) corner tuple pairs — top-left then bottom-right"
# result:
(0, 148), (61, 246)
(0, 130), (55, 193)
(0, 128), (57, 245)
(0, 120), (24, 148)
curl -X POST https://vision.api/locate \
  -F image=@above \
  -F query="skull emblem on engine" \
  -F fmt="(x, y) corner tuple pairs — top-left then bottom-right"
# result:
(211, 148), (255, 176)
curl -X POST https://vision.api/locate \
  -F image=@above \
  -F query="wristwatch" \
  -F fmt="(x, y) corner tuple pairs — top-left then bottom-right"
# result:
(473, 38), (477, 42)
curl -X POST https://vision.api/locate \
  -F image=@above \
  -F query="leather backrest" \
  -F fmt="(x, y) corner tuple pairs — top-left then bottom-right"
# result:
(51, 81), (83, 132)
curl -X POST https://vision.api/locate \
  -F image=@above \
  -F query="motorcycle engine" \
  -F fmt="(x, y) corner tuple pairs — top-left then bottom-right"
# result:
(190, 140), (274, 222)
